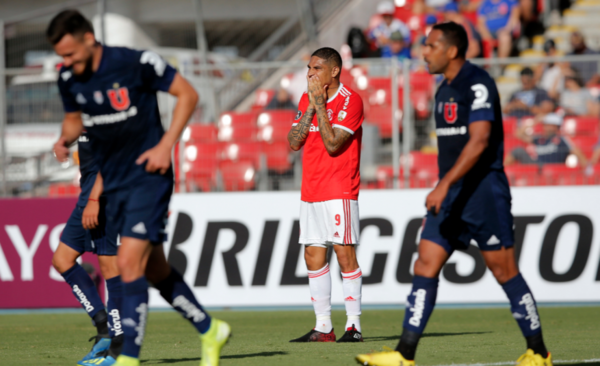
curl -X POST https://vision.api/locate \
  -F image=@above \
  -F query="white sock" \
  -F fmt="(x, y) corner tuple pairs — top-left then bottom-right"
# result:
(342, 267), (363, 332)
(308, 263), (332, 333)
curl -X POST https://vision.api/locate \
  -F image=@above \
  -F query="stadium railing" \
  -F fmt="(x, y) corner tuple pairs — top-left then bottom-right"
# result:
(2, 54), (600, 196)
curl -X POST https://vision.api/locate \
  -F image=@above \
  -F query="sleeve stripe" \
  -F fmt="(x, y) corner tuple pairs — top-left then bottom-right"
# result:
(332, 124), (354, 135)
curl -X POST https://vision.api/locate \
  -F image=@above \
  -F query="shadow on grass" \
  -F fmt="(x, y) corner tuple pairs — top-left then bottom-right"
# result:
(141, 351), (288, 364)
(363, 331), (492, 342)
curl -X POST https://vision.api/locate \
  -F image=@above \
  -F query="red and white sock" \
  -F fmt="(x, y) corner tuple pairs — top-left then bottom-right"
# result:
(308, 263), (332, 333)
(342, 267), (362, 333)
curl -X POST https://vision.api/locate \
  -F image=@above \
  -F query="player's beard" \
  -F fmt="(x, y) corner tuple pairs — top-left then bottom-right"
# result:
(74, 53), (95, 79)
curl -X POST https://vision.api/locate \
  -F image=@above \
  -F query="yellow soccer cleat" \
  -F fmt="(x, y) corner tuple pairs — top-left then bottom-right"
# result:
(199, 318), (231, 366)
(516, 349), (553, 366)
(356, 347), (415, 366)
(113, 355), (140, 366)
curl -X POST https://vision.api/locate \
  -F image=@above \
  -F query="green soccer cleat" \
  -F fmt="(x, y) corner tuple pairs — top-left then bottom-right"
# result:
(199, 318), (231, 366)
(113, 355), (139, 366)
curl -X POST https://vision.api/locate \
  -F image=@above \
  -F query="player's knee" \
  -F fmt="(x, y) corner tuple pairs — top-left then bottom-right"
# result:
(413, 257), (439, 278)
(489, 265), (510, 284)
(117, 254), (143, 281)
(52, 252), (73, 274)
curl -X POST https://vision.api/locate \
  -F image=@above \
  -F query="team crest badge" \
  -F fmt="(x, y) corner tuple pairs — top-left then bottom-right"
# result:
(444, 102), (458, 124)
(327, 109), (333, 121)
(338, 110), (347, 122)
(107, 86), (131, 111)
(94, 91), (104, 105)
(76, 93), (87, 105)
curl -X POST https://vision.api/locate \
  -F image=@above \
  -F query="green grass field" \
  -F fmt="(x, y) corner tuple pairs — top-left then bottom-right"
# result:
(1, 307), (599, 366)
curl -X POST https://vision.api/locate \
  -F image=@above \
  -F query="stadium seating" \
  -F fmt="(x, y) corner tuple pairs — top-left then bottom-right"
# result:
(570, 135), (598, 157)
(218, 112), (259, 142)
(505, 164), (540, 187)
(220, 142), (263, 167)
(262, 142), (293, 173)
(185, 123), (218, 142)
(175, 142), (220, 192)
(541, 164), (585, 185)
(48, 183), (80, 197)
(220, 160), (256, 191)
(562, 117), (600, 137)
(257, 110), (297, 143)
(252, 89), (276, 110)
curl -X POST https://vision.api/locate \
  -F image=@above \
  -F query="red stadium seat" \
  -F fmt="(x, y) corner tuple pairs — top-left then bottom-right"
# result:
(403, 151), (438, 172)
(504, 137), (527, 152)
(541, 163), (584, 185)
(504, 164), (539, 187)
(184, 123), (218, 142)
(503, 117), (518, 135)
(48, 183), (80, 197)
(410, 71), (434, 98)
(252, 89), (276, 110)
(262, 142), (293, 172)
(218, 111), (259, 142)
(257, 110), (297, 143)
(365, 106), (396, 138)
(220, 160), (256, 191)
(411, 166), (439, 188)
(562, 117), (600, 137)
(219, 142), (263, 167)
(175, 142), (220, 192)
(570, 135), (598, 157)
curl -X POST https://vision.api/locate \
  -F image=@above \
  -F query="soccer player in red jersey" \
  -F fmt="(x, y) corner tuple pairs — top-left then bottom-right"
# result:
(288, 48), (365, 343)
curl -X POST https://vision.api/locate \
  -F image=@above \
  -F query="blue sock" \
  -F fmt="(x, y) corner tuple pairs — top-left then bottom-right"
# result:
(61, 264), (108, 335)
(402, 275), (439, 335)
(121, 277), (149, 359)
(501, 273), (542, 337)
(106, 276), (123, 339)
(154, 266), (212, 334)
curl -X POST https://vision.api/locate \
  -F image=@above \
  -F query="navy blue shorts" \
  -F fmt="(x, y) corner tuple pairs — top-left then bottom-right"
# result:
(105, 177), (172, 244)
(60, 197), (118, 256)
(420, 170), (515, 253)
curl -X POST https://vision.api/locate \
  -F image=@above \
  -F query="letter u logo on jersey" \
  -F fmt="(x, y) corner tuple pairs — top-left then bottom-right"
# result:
(107, 87), (131, 111)
(444, 102), (458, 124)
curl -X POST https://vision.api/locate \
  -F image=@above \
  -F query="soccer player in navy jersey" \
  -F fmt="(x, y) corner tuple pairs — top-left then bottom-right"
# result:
(47, 10), (230, 366)
(52, 130), (123, 366)
(357, 22), (552, 366)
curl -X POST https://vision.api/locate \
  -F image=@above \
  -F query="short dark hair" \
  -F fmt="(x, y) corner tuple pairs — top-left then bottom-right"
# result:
(520, 67), (534, 76)
(432, 22), (468, 59)
(46, 10), (94, 45)
(311, 47), (343, 70)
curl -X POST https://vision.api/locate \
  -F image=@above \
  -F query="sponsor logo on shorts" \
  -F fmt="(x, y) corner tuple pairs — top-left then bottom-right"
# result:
(132, 222), (147, 235)
(72, 285), (94, 313)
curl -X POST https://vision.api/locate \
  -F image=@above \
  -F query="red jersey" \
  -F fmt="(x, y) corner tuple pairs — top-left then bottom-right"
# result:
(293, 83), (364, 202)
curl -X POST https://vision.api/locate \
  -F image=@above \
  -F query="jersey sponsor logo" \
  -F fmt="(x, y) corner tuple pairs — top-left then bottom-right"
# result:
(107, 86), (131, 111)
(295, 110), (302, 120)
(140, 50), (167, 77)
(94, 91), (104, 105)
(78, 135), (89, 143)
(172, 295), (206, 323)
(436, 126), (467, 136)
(343, 96), (350, 110)
(76, 93), (87, 105)
(72, 285), (94, 313)
(408, 289), (427, 327)
(327, 109), (333, 121)
(338, 110), (347, 122)
(519, 293), (541, 330)
(471, 84), (491, 110)
(81, 106), (138, 127)
(109, 309), (124, 336)
(444, 102), (458, 123)
(309, 125), (319, 132)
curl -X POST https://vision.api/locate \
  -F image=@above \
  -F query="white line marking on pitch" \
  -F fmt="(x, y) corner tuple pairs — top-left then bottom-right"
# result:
(431, 359), (600, 366)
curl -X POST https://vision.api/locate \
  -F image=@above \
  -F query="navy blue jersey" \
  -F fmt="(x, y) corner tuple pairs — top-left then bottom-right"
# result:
(434, 61), (504, 179)
(57, 46), (177, 193)
(77, 129), (99, 205)
(531, 134), (571, 163)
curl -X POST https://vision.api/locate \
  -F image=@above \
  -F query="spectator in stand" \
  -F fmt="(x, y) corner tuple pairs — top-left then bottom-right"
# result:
(443, 2), (482, 58)
(381, 31), (412, 60)
(369, 1), (411, 54)
(505, 113), (588, 166)
(534, 39), (568, 100)
(503, 67), (555, 118)
(587, 140), (600, 175)
(477, 0), (520, 58)
(559, 68), (600, 117)
(569, 31), (599, 84)
(265, 88), (296, 111)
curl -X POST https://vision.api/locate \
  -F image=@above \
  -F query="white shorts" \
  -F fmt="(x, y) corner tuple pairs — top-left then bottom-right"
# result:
(299, 199), (360, 247)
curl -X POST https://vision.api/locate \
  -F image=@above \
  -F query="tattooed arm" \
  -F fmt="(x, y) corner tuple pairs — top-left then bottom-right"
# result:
(288, 105), (316, 151)
(309, 75), (353, 155)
